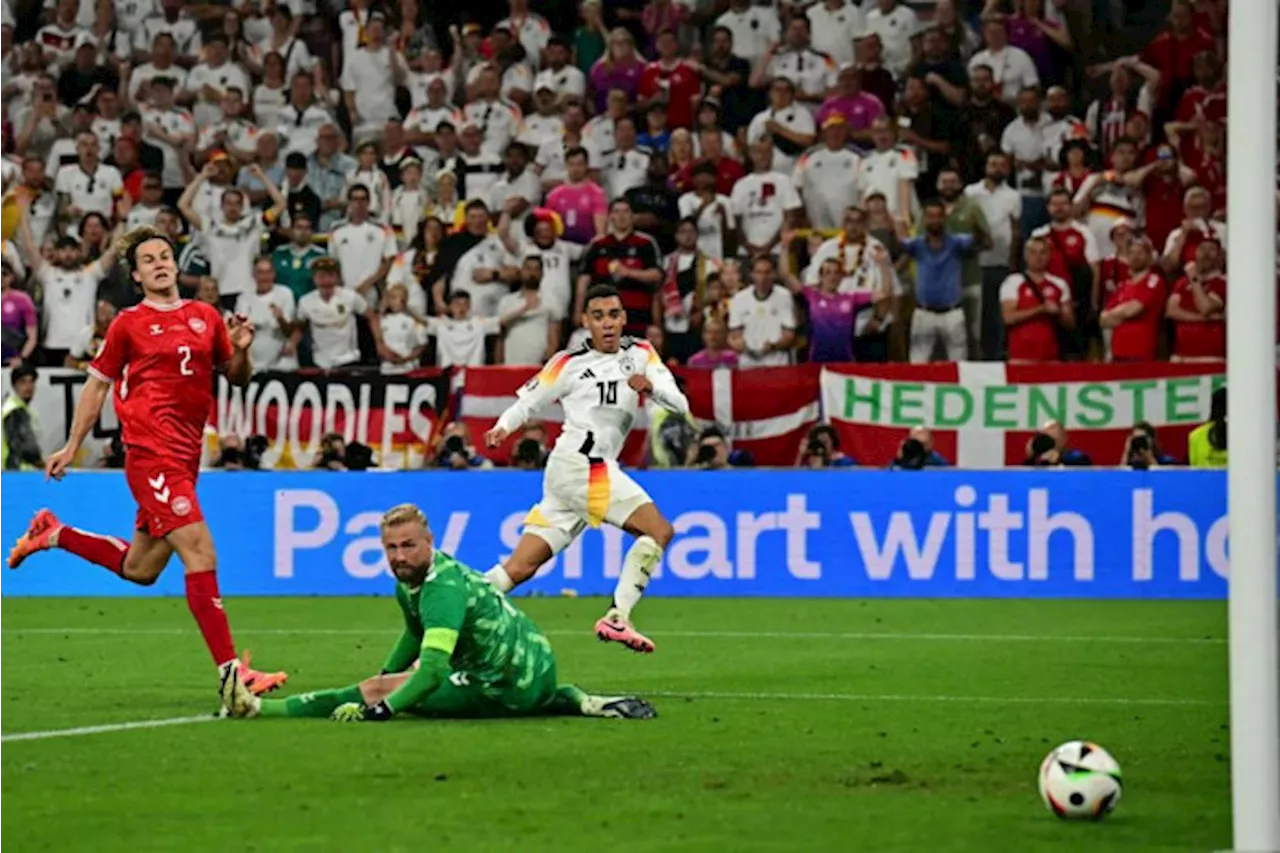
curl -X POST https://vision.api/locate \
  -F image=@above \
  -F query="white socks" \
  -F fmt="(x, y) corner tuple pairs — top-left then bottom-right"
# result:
(611, 535), (662, 621)
(484, 564), (515, 593)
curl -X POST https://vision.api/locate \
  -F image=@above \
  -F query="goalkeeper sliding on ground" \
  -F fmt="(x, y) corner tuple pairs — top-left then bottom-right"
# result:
(221, 503), (656, 722)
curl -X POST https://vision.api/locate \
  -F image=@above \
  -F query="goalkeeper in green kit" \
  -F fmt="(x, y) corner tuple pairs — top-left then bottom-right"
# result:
(221, 504), (656, 722)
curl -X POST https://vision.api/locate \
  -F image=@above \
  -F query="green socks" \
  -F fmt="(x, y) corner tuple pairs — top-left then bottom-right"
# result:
(547, 684), (589, 716)
(260, 685), (366, 718)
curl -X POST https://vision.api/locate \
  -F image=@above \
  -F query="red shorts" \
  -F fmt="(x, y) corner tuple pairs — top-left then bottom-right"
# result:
(124, 454), (204, 538)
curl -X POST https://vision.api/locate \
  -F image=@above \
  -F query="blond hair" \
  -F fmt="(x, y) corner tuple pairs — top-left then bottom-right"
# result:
(381, 503), (428, 531)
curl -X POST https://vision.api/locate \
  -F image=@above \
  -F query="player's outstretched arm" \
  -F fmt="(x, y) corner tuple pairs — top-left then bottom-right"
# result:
(381, 586), (424, 675)
(640, 349), (689, 415)
(46, 374), (110, 480)
(486, 351), (572, 447)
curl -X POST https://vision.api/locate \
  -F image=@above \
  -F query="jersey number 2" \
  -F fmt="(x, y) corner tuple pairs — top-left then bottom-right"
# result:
(596, 380), (618, 405)
(178, 345), (194, 376)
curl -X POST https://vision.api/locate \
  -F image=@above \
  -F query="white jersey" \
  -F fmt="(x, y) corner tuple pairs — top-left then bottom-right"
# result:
(496, 338), (689, 463)
(731, 171), (802, 250)
(793, 145), (862, 231)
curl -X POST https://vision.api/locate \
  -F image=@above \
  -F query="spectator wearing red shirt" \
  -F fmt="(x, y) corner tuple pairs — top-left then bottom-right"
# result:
(1098, 218), (1133, 311)
(1173, 52), (1225, 144)
(1000, 236), (1075, 362)
(1031, 188), (1098, 355)
(1127, 143), (1197, 252)
(1166, 238), (1225, 361)
(1101, 237), (1165, 362)
(1159, 186), (1226, 274)
(637, 29), (701, 131)
(672, 128), (745, 195)
(1139, 0), (1218, 120)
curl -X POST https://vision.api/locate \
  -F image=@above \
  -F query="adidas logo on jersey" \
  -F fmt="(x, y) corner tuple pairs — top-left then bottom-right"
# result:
(579, 368), (596, 380)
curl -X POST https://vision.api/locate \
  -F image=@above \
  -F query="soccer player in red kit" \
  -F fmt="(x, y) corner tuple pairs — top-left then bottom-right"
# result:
(1100, 235), (1165, 362)
(8, 226), (286, 704)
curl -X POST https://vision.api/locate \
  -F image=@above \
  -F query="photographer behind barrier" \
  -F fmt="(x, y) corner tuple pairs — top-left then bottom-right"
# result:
(214, 434), (270, 471)
(890, 427), (950, 469)
(689, 425), (756, 470)
(510, 424), (549, 471)
(799, 425), (855, 468)
(433, 422), (492, 471)
(313, 432), (377, 472)
(1120, 422), (1178, 470)
(1023, 419), (1091, 467)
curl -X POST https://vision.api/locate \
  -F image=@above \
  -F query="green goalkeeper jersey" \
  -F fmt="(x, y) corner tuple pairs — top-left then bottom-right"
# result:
(388, 550), (555, 693)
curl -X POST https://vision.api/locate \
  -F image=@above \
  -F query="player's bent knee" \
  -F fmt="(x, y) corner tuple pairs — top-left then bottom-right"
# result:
(169, 523), (218, 575)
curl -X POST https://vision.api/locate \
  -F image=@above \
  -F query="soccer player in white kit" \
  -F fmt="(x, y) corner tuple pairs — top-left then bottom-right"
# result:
(483, 284), (689, 653)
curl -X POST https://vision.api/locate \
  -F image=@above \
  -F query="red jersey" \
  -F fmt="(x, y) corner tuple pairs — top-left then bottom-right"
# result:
(1000, 271), (1072, 362)
(1170, 273), (1226, 359)
(1033, 222), (1098, 281)
(673, 156), (746, 196)
(89, 299), (231, 465)
(1161, 219), (1225, 269)
(1142, 174), (1187, 252)
(1140, 28), (1218, 105)
(1099, 254), (1130, 308)
(1109, 269), (1165, 362)
(581, 231), (663, 336)
(638, 60), (701, 130)
(1051, 169), (1092, 199)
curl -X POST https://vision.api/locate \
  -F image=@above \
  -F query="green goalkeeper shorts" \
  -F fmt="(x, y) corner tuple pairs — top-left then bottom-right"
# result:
(404, 657), (559, 719)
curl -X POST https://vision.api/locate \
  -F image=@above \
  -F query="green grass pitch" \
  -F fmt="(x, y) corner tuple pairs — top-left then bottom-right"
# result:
(2, 597), (1229, 852)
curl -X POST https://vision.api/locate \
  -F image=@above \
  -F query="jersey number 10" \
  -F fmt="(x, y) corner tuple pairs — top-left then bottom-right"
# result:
(596, 380), (618, 406)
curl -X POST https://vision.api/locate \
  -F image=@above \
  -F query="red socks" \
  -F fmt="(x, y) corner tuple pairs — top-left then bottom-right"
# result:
(57, 527), (129, 575)
(185, 572), (238, 668)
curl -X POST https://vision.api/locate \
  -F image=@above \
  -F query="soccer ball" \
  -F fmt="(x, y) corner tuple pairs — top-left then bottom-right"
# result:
(1037, 741), (1123, 820)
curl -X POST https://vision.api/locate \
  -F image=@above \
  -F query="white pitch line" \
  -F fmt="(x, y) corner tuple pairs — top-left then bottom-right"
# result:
(0, 627), (1226, 645)
(1, 714), (217, 743)
(1, 688), (1220, 743)
(643, 690), (1220, 707)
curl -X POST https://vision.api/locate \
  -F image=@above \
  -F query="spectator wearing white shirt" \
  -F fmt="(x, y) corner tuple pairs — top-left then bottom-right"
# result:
(54, 132), (123, 225)
(753, 16), (838, 110)
(390, 158), (429, 248)
(864, 0), (923, 79)
(433, 200), (512, 318)
(139, 76), (196, 193)
(968, 18), (1039, 104)
(293, 257), (381, 369)
(496, 211), (583, 322)
(488, 141), (541, 233)
(534, 101), (601, 191)
(463, 66), (525, 159)
(127, 32), (188, 104)
(249, 5), (317, 82)
(133, 0), (201, 60)
(517, 85), (566, 150)
(404, 77), (463, 148)
(179, 162), (287, 309)
(183, 34), (251, 129)
(15, 193), (119, 366)
(497, 256), (559, 365)
(423, 292), (500, 368)
(194, 88), (259, 165)
(340, 14), (406, 143)
(66, 299), (117, 368)
(35, 0), (91, 71)
(377, 284), (427, 375)
(497, 0), (552, 69)
(678, 161), (733, 261)
(343, 141), (393, 223)
(1000, 86), (1052, 234)
(963, 151), (1023, 359)
(327, 184), (398, 297)
(728, 254), (797, 368)
(732, 138), (803, 260)
(124, 172), (167, 230)
(746, 78), (816, 175)
(233, 256), (298, 372)
(856, 117), (921, 222)
(532, 36), (585, 105)
(793, 114), (862, 231)
(405, 50), (455, 110)
(715, 0), (780, 66)
(275, 72), (332, 157)
(454, 122), (505, 205)
(603, 116), (650, 200)
(808, 0), (866, 67)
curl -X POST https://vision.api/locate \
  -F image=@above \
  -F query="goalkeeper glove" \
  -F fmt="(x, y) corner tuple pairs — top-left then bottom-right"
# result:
(331, 702), (365, 722)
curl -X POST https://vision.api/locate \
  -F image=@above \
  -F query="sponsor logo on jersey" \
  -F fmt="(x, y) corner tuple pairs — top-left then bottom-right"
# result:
(188, 317), (207, 334)
(149, 323), (164, 336)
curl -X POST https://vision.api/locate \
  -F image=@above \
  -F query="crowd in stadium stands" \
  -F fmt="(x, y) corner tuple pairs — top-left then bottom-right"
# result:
(0, 0), (1246, 469)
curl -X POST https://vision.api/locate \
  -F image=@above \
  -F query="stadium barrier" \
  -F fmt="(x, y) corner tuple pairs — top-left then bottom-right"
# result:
(4, 362), (1242, 469)
(0, 470), (1234, 599)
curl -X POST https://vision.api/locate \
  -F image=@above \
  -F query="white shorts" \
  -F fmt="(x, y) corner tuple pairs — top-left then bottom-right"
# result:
(523, 452), (653, 555)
